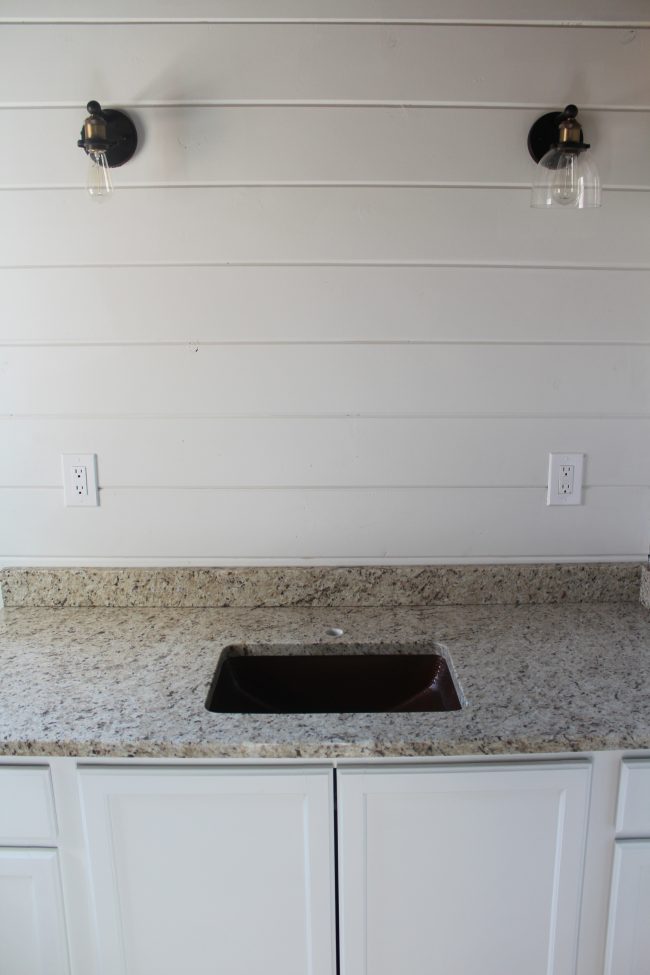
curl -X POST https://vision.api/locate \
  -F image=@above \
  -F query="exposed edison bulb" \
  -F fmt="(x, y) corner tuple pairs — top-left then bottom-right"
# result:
(531, 145), (600, 209)
(87, 149), (113, 202)
(550, 151), (579, 206)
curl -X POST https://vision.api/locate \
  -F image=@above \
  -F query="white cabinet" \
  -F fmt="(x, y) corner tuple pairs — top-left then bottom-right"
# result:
(4, 753), (649, 975)
(0, 767), (57, 844)
(79, 765), (335, 975)
(0, 849), (70, 975)
(605, 761), (650, 973)
(605, 841), (650, 975)
(337, 762), (591, 975)
(0, 767), (69, 975)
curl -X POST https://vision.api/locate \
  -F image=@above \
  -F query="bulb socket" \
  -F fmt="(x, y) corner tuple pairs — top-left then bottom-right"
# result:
(77, 100), (138, 168)
(527, 104), (589, 163)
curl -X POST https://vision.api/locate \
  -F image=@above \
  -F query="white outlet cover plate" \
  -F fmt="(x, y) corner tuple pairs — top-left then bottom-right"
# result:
(61, 453), (99, 507)
(547, 452), (584, 506)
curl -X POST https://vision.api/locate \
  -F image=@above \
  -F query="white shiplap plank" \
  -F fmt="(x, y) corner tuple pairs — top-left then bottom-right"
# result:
(4, 1), (650, 24)
(2, 346), (648, 417)
(1, 25), (649, 106)
(1, 266), (649, 345)
(1, 486), (646, 559)
(0, 107), (646, 189)
(2, 188), (650, 268)
(1, 416), (647, 488)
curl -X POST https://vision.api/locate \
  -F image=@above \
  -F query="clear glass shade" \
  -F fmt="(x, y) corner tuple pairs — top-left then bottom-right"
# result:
(531, 147), (601, 209)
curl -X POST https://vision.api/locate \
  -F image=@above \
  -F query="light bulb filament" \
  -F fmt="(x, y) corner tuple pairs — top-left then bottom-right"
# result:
(87, 150), (113, 202)
(552, 152), (579, 206)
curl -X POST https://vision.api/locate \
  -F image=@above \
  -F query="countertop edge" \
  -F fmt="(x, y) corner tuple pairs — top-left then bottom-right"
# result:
(2, 734), (648, 760)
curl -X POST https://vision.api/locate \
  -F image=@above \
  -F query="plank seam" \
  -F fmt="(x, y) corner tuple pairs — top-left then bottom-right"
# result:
(3, 262), (650, 272)
(2, 19), (650, 27)
(1, 341), (648, 349)
(2, 102), (650, 112)
(3, 183), (650, 192)
(3, 413), (649, 421)
(0, 484), (644, 491)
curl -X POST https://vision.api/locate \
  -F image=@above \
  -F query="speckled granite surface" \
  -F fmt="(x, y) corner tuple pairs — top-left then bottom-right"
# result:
(0, 563), (642, 608)
(1, 602), (649, 758)
(641, 565), (650, 610)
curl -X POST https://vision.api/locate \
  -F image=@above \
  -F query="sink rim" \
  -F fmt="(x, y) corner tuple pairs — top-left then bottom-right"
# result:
(205, 642), (465, 715)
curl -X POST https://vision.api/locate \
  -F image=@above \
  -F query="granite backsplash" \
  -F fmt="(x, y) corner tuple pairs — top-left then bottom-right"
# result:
(0, 562), (643, 609)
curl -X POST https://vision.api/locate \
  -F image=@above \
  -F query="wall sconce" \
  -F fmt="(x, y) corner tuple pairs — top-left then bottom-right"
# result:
(77, 100), (137, 202)
(527, 104), (601, 209)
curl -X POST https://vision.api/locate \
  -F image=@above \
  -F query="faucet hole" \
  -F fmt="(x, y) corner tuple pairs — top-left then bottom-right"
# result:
(326, 627), (344, 637)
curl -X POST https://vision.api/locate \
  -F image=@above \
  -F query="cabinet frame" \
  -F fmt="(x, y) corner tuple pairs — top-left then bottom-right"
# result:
(1, 749), (648, 975)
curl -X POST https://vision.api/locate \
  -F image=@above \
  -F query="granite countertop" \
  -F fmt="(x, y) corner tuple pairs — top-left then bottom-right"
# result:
(1, 601), (649, 758)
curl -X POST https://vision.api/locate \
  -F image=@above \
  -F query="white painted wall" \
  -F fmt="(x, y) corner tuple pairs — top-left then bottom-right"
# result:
(1, 1), (648, 565)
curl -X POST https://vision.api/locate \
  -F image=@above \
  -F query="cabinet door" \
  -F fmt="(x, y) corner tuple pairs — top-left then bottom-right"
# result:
(79, 766), (335, 975)
(0, 849), (70, 975)
(0, 767), (57, 844)
(338, 762), (590, 975)
(605, 840), (650, 974)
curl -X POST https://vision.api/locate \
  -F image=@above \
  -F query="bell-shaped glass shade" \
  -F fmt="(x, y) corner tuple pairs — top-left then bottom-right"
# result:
(531, 146), (601, 209)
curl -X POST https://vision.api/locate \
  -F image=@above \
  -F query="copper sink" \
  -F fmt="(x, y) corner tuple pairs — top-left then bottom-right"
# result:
(205, 646), (462, 714)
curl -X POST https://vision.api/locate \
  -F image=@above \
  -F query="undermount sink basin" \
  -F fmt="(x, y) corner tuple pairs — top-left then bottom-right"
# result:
(205, 645), (462, 714)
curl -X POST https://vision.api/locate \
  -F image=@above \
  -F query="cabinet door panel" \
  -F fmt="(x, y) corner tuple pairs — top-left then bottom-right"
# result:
(338, 762), (590, 975)
(616, 760), (650, 836)
(79, 766), (335, 975)
(605, 840), (650, 974)
(0, 849), (70, 975)
(0, 767), (57, 844)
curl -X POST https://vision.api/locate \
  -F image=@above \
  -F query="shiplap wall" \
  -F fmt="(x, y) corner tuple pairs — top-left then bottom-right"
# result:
(1, 0), (649, 565)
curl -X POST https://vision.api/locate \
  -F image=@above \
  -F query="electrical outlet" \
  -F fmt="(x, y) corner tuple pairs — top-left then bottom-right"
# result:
(547, 453), (584, 506)
(62, 454), (99, 507)
(558, 464), (574, 496)
(72, 466), (88, 498)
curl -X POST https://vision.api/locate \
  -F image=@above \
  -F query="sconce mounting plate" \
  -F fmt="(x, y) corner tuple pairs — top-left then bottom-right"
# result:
(79, 108), (137, 168)
(527, 111), (563, 163)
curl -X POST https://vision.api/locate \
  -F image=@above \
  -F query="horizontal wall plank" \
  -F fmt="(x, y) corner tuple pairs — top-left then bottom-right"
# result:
(1, 486), (646, 559)
(0, 107), (647, 189)
(4, 1), (650, 24)
(2, 188), (650, 267)
(1, 266), (650, 345)
(1, 25), (649, 106)
(2, 416), (647, 488)
(2, 346), (648, 416)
